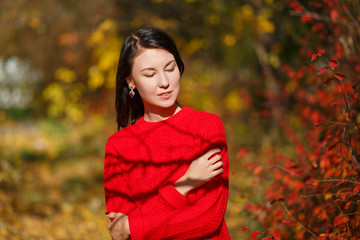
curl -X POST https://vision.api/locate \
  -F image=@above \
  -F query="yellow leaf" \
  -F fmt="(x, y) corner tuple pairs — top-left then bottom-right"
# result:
(184, 38), (207, 55)
(43, 83), (64, 100)
(257, 16), (275, 34)
(89, 30), (104, 45)
(99, 19), (117, 32)
(55, 68), (76, 83)
(88, 19), (117, 45)
(225, 90), (243, 113)
(223, 34), (236, 46)
(206, 14), (221, 25)
(88, 66), (105, 90)
(241, 4), (254, 20)
(69, 88), (81, 102)
(47, 102), (63, 117)
(98, 51), (118, 71)
(65, 103), (84, 122)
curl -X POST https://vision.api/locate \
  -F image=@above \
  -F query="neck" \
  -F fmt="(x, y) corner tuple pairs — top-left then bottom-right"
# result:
(143, 104), (181, 122)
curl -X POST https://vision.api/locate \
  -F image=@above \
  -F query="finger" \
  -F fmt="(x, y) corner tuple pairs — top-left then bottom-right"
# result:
(108, 220), (114, 229)
(108, 212), (125, 218)
(107, 212), (117, 219)
(108, 212), (125, 230)
(211, 167), (224, 177)
(114, 212), (125, 218)
(210, 160), (223, 170)
(204, 148), (222, 159)
(208, 154), (222, 164)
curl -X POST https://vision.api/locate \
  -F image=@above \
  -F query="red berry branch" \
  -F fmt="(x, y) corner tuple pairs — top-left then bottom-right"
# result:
(242, 0), (360, 239)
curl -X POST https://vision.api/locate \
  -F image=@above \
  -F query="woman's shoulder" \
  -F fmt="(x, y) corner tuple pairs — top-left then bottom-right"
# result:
(184, 107), (225, 138)
(186, 108), (226, 145)
(187, 107), (223, 126)
(106, 123), (139, 147)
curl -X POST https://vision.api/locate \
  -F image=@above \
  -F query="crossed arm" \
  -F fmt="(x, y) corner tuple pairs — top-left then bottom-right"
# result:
(104, 116), (229, 240)
(106, 148), (225, 240)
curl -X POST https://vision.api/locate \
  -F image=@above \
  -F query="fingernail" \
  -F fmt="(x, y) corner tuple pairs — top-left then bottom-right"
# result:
(105, 211), (109, 215)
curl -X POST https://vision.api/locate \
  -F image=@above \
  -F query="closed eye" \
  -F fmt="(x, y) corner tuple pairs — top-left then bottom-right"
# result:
(144, 73), (155, 78)
(166, 68), (175, 72)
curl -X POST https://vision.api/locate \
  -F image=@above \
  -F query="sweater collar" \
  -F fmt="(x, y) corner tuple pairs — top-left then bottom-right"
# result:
(134, 106), (191, 130)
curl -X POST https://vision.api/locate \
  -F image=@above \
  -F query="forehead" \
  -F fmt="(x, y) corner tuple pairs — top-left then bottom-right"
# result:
(132, 48), (175, 69)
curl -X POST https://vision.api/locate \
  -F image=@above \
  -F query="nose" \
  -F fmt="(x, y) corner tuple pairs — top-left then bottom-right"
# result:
(158, 71), (170, 89)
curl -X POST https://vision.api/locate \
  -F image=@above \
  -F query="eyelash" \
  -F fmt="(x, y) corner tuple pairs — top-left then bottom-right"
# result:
(144, 68), (175, 78)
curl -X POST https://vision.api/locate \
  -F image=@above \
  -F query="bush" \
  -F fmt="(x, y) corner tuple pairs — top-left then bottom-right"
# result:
(243, 1), (360, 239)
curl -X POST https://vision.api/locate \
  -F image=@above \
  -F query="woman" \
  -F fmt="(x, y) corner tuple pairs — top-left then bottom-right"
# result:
(104, 28), (230, 240)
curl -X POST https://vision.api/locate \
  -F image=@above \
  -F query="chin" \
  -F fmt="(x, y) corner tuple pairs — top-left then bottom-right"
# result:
(146, 99), (178, 111)
(158, 101), (177, 109)
(158, 94), (179, 107)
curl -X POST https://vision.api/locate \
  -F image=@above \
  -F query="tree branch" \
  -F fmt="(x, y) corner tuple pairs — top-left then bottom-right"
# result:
(280, 202), (320, 239)
(312, 178), (360, 185)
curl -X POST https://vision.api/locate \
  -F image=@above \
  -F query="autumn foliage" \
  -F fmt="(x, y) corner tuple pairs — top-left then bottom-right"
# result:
(2, 0), (360, 239)
(242, 0), (360, 239)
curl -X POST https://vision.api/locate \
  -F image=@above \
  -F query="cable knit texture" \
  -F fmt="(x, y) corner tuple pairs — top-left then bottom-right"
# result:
(104, 107), (230, 240)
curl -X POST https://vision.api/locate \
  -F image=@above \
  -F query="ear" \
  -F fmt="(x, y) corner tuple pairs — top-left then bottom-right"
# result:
(126, 77), (136, 89)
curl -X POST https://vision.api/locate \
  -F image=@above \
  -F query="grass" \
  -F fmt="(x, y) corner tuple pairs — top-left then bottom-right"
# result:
(0, 114), (260, 239)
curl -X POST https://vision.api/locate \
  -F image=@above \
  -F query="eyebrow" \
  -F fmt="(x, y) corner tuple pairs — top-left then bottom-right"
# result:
(140, 60), (176, 72)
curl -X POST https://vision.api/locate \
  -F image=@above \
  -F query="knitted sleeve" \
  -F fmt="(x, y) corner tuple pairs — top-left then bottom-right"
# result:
(104, 138), (137, 214)
(128, 114), (229, 240)
(104, 137), (189, 213)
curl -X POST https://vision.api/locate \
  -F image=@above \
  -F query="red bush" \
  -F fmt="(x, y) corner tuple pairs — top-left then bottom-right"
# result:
(243, 0), (360, 239)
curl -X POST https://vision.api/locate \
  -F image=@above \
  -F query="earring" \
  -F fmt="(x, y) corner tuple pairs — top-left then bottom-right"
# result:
(129, 87), (135, 98)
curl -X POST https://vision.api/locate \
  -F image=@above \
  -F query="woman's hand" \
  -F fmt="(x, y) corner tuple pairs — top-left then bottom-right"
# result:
(107, 212), (130, 240)
(174, 148), (223, 196)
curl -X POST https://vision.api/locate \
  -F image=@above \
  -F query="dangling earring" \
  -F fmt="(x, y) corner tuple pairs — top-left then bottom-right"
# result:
(129, 87), (135, 98)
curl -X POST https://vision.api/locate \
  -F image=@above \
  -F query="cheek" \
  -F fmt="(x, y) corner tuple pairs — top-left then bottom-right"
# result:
(135, 78), (157, 94)
(170, 72), (181, 86)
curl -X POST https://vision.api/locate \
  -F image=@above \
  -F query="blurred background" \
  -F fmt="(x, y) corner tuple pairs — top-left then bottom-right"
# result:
(1, 0), (360, 239)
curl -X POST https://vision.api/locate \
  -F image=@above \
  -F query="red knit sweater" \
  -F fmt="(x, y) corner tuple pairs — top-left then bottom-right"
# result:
(104, 107), (230, 240)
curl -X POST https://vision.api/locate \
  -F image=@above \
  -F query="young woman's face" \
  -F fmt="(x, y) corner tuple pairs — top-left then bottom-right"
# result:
(128, 48), (180, 112)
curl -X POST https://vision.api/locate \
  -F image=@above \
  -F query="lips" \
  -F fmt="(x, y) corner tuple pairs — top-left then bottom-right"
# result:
(158, 91), (172, 96)
(158, 91), (173, 99)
